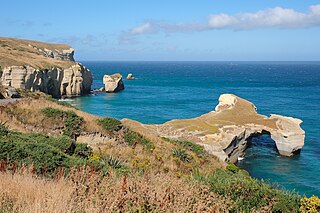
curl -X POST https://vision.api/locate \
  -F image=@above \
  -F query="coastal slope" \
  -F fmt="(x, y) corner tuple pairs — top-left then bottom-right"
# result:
(0, 37), (92, 98)
(123, 94), (305, 162)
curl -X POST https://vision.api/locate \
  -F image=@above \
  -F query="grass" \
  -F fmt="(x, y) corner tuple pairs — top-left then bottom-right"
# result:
(124, 129), (155, 151)
(97, 117), (122, 132)
(172, 148), (191, 163)
(163, 137), (207, 158)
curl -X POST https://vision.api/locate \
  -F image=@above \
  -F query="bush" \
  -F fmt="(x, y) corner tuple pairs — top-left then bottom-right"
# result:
(202, 169), (301, 212)
(300, 196), (320, 212)
(74, 143), (93, 158)
(97, 117), (122, 132)
(0, 132), (98, 175)
(42, 107), (83, 138)
(0, 138), (71, 174)
(172, 148), (191, 163)
(226, 162), (240, 173)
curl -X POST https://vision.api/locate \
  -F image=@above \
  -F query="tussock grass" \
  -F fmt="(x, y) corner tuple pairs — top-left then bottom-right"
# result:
(0, 167), (231, 213)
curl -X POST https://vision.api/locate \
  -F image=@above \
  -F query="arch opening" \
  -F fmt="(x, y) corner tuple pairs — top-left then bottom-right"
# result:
(239, 130), (279, 162)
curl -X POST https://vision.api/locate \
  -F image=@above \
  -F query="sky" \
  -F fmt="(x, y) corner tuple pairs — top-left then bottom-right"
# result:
(1, 0), (320, 61)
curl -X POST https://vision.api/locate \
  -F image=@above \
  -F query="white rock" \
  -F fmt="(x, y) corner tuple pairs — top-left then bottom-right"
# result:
(103, 73), (124, 93)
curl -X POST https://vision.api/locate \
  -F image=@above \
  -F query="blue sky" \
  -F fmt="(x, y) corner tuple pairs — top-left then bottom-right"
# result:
(1, 0), (320, 61)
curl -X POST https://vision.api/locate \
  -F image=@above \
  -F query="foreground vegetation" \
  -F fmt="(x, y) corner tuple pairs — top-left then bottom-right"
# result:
(0, 95), (319, 212)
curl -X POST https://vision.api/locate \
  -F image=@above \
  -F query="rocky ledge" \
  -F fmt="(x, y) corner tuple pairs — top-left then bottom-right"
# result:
(0, 37), (92, 98)
(123, 94), (305, 163)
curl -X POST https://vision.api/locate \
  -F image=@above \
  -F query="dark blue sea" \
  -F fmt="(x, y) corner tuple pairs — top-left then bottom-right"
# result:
(72, 61), (320, 196)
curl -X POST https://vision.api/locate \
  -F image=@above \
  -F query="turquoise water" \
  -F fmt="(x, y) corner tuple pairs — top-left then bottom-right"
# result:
(72, 61), (320, 196)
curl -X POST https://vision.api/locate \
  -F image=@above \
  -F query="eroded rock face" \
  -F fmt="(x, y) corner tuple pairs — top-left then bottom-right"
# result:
(1, 63), (92, 98)
(122, 94), (305, 163)
(103, 73), (124, 93)
(28, 44), (75, 61)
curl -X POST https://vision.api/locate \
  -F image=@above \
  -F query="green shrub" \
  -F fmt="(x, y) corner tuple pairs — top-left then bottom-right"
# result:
(0, 132), (98, 175)
(197, 169), (301, 212)
(74, 143), (93, 158)
(0, 138), (71, 174)
(226, 162), (240, 173)
(42, 107), (83, 138)
(97, 117), (122, 132)
(172, 148), (191, 163)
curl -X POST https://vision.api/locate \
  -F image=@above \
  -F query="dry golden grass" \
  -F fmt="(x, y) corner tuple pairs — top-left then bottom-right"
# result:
(0, 168), (231, 213)
(0, 37), (75, 69)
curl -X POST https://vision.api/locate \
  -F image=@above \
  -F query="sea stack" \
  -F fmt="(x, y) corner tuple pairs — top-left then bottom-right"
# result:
(126, 73), (136, 80)
(103, 73), (124, 93)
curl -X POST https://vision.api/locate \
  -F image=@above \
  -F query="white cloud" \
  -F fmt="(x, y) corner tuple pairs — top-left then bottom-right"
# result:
(120, 4), (320, 44)
(131, 22), (154, 35)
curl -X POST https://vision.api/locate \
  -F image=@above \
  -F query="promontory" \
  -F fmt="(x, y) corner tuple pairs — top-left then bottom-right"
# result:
(0, 37), (92, 98)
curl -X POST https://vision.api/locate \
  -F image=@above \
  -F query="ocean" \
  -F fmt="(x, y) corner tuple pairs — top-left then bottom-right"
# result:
(71, 61), (320, 196)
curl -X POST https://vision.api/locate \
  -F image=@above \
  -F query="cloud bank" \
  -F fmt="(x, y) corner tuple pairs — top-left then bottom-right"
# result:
(120, 4), (320, 43)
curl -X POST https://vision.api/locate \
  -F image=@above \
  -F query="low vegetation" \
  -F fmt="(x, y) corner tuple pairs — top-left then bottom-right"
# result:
(97, 117), (122, 132)
(42, 107), (83, 138)
(163, 137), (207, 158)
(124, 128), (155, 151)
(192, 168), (301, 212)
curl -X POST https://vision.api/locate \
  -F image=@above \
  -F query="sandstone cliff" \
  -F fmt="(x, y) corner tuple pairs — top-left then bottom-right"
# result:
(123, 94), (305, 163)
(0, 37), (92, 98)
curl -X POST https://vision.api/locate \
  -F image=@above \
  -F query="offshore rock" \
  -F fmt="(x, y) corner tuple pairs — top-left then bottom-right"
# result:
(126, 73), (137, 80)
(103, 73), (124, 93)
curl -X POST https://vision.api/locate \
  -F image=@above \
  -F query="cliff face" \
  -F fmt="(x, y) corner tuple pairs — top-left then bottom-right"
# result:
(0, 37), (92, 98)
(123, 94), (305, 163)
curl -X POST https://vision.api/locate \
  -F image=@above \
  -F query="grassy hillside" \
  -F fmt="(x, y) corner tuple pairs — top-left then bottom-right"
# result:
(0, 93), (319, 212)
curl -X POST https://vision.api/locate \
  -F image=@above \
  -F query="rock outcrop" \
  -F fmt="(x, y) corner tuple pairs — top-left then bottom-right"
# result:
(0, 37), (92, 98)
(103, 73), (124, 93)
(122, 94), (305, 163)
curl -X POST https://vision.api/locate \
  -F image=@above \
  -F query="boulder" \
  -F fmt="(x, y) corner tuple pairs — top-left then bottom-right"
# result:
(103, 73), (124, 93)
